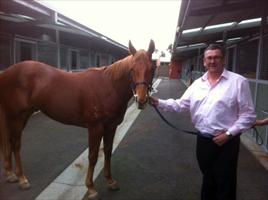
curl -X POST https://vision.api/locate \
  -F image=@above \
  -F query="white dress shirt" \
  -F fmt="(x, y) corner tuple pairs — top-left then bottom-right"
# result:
(158, 69), (256, 137)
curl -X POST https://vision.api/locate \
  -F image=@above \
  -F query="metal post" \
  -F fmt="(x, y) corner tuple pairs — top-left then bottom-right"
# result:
(254, 15), (265, 106)
(53, 12), (61, 68)
(222, 30), (227, 47)
(56, 29), (60, 68)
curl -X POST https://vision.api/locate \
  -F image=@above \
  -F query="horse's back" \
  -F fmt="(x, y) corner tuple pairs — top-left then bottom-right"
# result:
(0, 61), (60, 111)
(1, 61), (100, 125)
(0, 61), (53, 88)
(0, 60), (129, 127)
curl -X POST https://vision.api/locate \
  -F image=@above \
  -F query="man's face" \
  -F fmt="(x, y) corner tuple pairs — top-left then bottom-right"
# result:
(203, 49), (224, 74)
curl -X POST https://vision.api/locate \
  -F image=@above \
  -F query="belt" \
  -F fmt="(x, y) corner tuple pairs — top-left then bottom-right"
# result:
(197, 132), (214, 139)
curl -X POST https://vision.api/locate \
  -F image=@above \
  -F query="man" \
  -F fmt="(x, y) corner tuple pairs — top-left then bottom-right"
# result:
(150, 44), (256, 200)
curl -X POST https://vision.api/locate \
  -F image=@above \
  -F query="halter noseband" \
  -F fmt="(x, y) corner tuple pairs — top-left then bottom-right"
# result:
(130, 81), (152, 99)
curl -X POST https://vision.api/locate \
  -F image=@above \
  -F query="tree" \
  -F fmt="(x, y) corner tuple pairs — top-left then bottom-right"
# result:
(167, 44), (173, 53)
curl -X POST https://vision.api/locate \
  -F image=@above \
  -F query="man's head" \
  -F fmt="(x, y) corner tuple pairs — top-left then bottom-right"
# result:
(203, 44), (225, 75)
(204, 44), (225, 57)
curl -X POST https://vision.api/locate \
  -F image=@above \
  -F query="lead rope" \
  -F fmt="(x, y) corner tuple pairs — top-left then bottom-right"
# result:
(252, 127), (264, 145)
(152, 105), (265, 143)
(149, 65), (197, 135)
(149, 79), (264, 142)
(152, 105), (198, 135)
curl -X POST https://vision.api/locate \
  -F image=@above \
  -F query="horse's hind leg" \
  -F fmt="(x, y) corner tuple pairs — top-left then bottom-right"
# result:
(3, 142), (18, 183)
(0, 106), (18, 183)
(8, 113), (32, 189)
(13, 130), (30, 189)
(103, 125), (119, 191)
(86, 123), (103, 200)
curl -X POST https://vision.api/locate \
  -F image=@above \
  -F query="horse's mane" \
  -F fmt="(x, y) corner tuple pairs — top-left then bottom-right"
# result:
(89, 56), (132, 81)
(88, 55), (132, 81)
(104, 56), (132, 80)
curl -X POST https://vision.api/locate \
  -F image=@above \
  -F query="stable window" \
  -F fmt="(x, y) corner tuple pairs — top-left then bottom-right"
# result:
(236, 40), (258, 79)
(15, 39), (37, 63)
(69, 49), (79, 71)
(226, 47), (235, 71)
(0, 37), (11, 70)
(96, 54), (100, 67)
(261, 35), (268, 80)
(80, 50), (89, 69)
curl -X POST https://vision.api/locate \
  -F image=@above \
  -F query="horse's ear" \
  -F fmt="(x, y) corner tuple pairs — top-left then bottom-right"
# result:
(147, 39), (155, 56)
(129, 40), (137, 55)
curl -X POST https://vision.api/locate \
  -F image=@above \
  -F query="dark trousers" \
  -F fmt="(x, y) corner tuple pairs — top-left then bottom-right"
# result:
(196, 135), (240, 200)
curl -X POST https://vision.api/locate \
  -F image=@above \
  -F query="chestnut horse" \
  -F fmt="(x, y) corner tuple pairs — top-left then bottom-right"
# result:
(0, 40), (155, 199)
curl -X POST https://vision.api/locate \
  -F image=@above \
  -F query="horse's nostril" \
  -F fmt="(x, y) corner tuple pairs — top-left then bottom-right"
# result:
(137, 97), (148, 109)
(138, 102), (146, 109)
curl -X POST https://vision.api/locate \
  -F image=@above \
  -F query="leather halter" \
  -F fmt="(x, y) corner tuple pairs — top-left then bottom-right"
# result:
(130, 81), (151, 100)
(129, 68), (155, 101)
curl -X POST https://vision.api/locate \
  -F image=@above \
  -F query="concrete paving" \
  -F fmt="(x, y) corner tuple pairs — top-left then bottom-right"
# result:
(1, 78), (267, 200)
(0, 113), (88, 200)
(83, 78), (268, 200)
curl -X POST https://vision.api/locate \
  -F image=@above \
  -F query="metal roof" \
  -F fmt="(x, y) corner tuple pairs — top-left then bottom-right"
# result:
(0, 0), (128, 51)
(173, 0), (268, 59)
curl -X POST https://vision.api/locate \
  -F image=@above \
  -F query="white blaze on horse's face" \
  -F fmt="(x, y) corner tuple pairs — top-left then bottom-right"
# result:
(129, 40), (155, 109)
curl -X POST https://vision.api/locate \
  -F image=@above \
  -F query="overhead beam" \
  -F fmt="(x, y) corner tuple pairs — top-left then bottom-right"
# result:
(190, 1), (261, 17)
(13, 0), (51, 16)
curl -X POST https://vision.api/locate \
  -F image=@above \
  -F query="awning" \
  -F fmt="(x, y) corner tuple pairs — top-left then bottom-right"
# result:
(173, 0), (268, 59)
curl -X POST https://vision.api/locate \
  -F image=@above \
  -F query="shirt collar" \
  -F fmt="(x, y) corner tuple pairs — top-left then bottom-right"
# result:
(201, 68), (229, 81)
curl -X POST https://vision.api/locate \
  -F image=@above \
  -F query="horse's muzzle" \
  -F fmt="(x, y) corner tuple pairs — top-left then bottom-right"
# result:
(132, 82), (150, 109)
(136, 95), (148, 110)
(137, 101), (146, 109)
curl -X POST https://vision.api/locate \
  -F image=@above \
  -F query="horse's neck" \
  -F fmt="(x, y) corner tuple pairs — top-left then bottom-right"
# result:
(105, 57), (133, 102)
(115, 78), (133, 103)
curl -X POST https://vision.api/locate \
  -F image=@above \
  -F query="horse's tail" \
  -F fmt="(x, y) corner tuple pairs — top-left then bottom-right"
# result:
(0, 103), (10, 163)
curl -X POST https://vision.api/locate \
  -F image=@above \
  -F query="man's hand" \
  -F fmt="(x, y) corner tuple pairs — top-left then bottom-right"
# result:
(213, 132), (230, 146)
(149, 96), (159, 107)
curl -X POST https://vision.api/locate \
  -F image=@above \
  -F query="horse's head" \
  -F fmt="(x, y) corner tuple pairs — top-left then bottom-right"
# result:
(129, 40), (155, 109)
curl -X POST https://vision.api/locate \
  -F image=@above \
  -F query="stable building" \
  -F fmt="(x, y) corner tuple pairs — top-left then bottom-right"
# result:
(0, 0), (129, 72)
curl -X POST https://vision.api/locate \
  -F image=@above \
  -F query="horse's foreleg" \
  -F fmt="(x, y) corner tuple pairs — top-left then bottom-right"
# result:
(103, 126), (119, 190)
(86, 124), (103, 200)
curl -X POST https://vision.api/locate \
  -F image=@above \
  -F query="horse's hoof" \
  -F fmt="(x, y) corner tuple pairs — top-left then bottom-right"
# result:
(108, 180), (120, 191)
(6, 173), (18, 183)
(19, 179), (31, 190)
(88, 191), (99, 200)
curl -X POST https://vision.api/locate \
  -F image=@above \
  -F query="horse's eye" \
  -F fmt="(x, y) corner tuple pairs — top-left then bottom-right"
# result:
(130, 69), (134, 75)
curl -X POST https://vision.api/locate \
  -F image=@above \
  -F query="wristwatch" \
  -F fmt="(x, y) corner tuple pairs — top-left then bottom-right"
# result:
(225, 131), (233, 139)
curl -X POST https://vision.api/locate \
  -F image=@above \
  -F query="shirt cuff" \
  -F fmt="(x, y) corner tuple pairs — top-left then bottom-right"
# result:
(228, 127), (239, 136)
(158, 99), (167, 110)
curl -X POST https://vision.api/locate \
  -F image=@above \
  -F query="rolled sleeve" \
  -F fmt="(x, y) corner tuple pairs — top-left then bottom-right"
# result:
(158, 99), (181, 112)
(228, 79), (256, 136)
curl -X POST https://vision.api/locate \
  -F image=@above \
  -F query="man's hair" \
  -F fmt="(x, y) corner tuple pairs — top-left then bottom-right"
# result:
(204, 44), (225, 57)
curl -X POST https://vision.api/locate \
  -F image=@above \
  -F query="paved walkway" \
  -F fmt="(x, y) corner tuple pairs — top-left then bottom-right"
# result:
(0, 113), (88, 200)
(83, 78), (268, 200)
(1, 78), (267, 200)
